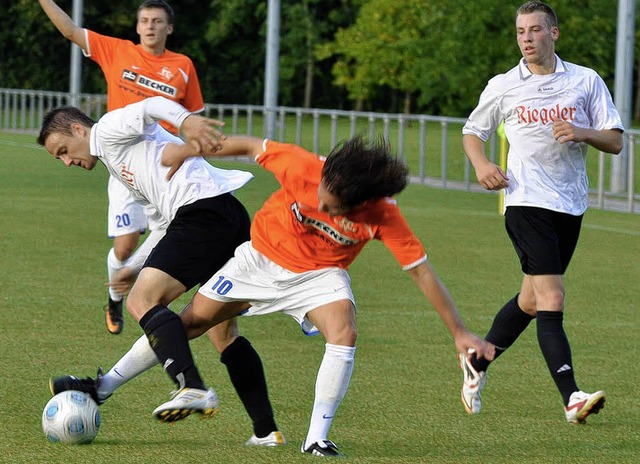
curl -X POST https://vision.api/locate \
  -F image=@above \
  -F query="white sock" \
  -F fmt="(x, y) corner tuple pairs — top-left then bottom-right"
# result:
(107, 247), (125, 302)
(98, 335), (159, 400)
(304, 343), (355, 448)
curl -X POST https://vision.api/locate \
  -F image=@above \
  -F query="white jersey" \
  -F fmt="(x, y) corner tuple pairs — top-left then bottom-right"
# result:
(89, 97), (254, 222)
(463, 56), (624, 215)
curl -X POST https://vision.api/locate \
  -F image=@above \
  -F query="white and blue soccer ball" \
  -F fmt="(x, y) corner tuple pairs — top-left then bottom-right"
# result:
(42, 390), (101, 444)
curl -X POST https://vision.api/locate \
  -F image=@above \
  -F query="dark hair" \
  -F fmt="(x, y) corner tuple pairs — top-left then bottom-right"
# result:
(36, 107), (95, 146)
(517, 1), (558, 28)
(321, 136), (409, 209)
(138, 0), (174, 25)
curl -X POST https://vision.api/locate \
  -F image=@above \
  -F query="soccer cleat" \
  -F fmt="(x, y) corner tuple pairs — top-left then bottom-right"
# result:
(245, 430), (287, 447)
(458, 351), (487, 414)
(564, 390), (605, 424)
(49, 368), (110, 405)
(105, 297), (124, 334)
(301, 439), (344, 457)
(152, 387), (220, 423)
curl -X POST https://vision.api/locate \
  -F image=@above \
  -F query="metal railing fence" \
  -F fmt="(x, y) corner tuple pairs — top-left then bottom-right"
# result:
(1, 87), (637, 214)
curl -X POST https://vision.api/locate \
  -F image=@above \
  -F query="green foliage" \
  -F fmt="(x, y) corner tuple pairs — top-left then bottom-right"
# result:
(1, 130), (639, 463)
(0, 0), (636, 116)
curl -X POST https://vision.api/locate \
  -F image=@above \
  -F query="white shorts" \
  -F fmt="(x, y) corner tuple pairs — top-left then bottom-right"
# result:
(107, 176), (147, 238)
(198, 241), (356, 336)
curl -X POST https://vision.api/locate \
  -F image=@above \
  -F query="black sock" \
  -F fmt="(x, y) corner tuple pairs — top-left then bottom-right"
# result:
(139, 305), (205, 390)
(221, 336), (277, 438)
(472, 293), (535, 372)
(536, 311), (578, 405)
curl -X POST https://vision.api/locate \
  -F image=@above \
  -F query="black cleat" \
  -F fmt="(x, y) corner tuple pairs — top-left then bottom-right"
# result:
(49, 368), (110, 405)
(105, 297), (124, 334)
(301, 439), (344, 457)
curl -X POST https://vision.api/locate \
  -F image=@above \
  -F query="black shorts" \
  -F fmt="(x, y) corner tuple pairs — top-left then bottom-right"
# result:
(505, 206), (583, 275)
(144, 194), (251, 290)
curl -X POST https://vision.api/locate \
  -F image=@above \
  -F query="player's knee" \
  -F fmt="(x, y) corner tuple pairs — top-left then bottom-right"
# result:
(113, 247), (133, 262)
(207, 320), (241, 352)
(543, 291), (565, 310)
(326, 325), (357, 346)
(125, 294), (152, 322)
(113, 234), (139, 261)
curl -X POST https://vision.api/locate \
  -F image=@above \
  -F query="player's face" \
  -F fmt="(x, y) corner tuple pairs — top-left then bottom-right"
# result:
(44, 126), (96, 171)
(136, 8), (173, 53)
(317, 181), (349, 216)
(516, 12), (558, 71)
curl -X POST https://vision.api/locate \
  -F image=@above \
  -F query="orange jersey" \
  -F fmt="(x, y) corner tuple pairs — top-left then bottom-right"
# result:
(84, 29), (204, 134)
(251, 140), (427, 273)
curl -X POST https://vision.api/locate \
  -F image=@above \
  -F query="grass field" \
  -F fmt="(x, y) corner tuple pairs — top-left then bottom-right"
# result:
(1, 131), (638, 463)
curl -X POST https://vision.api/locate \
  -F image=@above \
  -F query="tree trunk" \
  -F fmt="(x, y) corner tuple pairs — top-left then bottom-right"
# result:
(403, 90), (412, 114)
(303, 52), (314, 109)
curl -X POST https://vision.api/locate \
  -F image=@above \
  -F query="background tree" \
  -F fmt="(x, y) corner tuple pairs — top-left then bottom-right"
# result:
(0, 0), (637, 121)
(318, 0), (429, 113)
(279, 0), (360, 109)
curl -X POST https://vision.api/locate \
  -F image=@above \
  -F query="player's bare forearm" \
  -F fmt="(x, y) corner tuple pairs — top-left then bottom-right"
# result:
(213, 136), (264, 158)
(553, 121), (623, 154)
(408, 261), (495, 360)
(463, 135), (509, 190)
(38, 0), (86, 49)
(162, 142), (200, 180)
(589, 129), (624, 154)
(408, 262), (468, 335)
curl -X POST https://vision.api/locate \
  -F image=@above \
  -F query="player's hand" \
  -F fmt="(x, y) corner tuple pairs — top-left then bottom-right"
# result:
(553, 119), (583, 144)
(474, 161), (509, 191)
(455, 332), (495, 361)
(105, 267), (136, 296)
(180, 114), (226, 156)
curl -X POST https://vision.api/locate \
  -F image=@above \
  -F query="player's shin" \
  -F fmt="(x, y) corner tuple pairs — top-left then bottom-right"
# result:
(304, 343), (355, 448)
(221, 336), (278, 437)
(99, 335), (160, 399)
(139, 305), (205, 390)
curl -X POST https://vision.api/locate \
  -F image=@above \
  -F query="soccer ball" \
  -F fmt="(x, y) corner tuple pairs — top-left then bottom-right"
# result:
(42, 390), (101, 444)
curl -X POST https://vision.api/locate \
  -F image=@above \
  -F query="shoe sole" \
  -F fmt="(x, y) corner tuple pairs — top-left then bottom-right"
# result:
(568, 395), (606, 425)
(154, 407), (220, 423)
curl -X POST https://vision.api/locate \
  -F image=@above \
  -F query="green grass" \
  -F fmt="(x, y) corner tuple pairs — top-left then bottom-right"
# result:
(1, 131), (639, 463)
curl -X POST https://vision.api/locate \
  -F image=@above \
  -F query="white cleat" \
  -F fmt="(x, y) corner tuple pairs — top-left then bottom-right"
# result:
(564, 390), (605, 424)
(458, 350), (487, 414)
(152, 387), (220, 423)
(245, 430), (287, 447)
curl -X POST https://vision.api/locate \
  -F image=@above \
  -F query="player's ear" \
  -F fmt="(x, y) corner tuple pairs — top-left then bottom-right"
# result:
(70, 123), (87, 137)
(167, 23), (174, 35)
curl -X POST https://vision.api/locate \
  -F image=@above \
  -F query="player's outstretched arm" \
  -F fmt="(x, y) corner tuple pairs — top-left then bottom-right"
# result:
(162, 135), (264, 180)
(407, 261), (495, 360)
(38, 0), (87, 50)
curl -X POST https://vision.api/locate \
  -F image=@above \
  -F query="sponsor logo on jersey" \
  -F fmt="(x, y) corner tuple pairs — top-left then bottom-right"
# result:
(516, 104), (576, 125)
(336, 217), (358, 233)
(291, 202), (358, 245)
(122, 69), (137, 82)
(137, 75), (177, 97)
(120, 165), (136, 189)
(121, 69), (177, 97)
